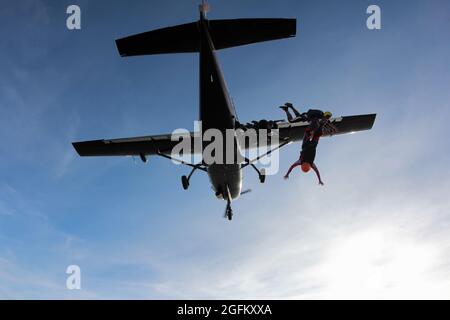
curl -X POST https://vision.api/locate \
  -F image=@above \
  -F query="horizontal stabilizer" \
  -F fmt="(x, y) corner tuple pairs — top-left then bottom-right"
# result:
(210, 18), (296, 50)
(116, 22), (199, 56)
(116, 18), (296, 57)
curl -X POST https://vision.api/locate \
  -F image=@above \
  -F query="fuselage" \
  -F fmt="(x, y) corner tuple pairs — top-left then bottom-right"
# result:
(198, 12), (242, 201)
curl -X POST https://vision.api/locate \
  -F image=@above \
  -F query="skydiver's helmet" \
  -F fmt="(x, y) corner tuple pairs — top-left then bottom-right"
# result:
(323, 111), (332, 119)
(301, 162), (311, 173)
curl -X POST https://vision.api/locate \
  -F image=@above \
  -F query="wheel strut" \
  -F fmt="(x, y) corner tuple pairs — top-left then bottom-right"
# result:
(181, 164), (203, 190)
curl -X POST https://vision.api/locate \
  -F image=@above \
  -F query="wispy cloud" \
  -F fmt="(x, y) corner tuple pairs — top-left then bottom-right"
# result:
(1, 0), (450, 299)
(111, 106), (450, 300)
(138, 181), (450, 299)
(0, 256), (99, 299)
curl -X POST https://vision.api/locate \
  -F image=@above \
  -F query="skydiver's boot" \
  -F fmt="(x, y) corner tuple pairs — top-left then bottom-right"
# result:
(279, 104), (293, 122)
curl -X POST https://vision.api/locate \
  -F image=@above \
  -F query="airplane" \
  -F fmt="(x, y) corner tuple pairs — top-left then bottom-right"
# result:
(72, 2), (376, 221)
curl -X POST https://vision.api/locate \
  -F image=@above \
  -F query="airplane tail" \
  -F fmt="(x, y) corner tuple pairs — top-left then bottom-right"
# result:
(115, 18), (296, 57)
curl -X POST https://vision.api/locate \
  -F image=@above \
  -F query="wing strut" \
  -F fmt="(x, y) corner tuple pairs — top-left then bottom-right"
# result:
(156, 150), (207, 191)
(156, 150), (207, 171)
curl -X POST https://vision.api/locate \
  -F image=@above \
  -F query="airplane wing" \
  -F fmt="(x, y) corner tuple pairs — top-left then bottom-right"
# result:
(72, 114), (376, 157)
(72, 132), (198, 157)
(241, 114), (377, 149)
(278, 113), (377, 142)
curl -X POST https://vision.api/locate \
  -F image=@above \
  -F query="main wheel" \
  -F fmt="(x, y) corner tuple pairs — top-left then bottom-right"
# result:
(181, 175), (189, 190)
(259, 169), (266, 183)
(227, 209), (233, 221)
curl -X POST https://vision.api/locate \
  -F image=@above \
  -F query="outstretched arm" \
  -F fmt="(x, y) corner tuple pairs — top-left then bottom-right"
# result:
(311, 163), (324, 185)
(284, 159), (301, 178)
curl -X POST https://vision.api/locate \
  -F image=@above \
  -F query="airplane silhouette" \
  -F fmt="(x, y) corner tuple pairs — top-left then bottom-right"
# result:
(73, 2), (376, 220)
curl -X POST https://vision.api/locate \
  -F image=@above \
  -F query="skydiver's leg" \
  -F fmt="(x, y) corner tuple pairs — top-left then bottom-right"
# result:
(302, 131), (310, 146)
(288, 104), (311, 122)
(284, 159), (302, 179)
(280, 105), (294, 122)
(288, 105), (302, 117)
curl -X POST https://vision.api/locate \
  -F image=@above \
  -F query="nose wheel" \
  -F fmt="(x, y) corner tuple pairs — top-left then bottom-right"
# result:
(222, 187), (233, 221)
(224, 200), (233, 221)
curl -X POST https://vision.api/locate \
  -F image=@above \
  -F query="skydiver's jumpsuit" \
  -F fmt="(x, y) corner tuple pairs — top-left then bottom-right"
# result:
(283, 105), (325, 129)
(285, 126), (323, 176)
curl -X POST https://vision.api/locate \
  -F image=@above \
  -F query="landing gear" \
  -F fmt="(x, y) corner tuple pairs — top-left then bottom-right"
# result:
(180, 163), (205, 190)
(245, 158), (266, 184)
(226, 205), (233, 221)
(221, 186), (233, 221)
(181, 175), (189, 190)
(241, 141), (290, 181)
(155, 152), (207, 191)
(259, 168), (266, 183)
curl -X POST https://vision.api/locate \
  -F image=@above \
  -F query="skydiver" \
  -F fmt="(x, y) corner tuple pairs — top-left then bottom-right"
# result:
(283, 124), (324, 185)
(280, 102), (332, 125)
(279, 102), (337, 137)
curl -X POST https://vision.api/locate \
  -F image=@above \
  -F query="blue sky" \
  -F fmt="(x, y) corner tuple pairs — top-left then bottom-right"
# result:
(1, 0), (450, 299)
